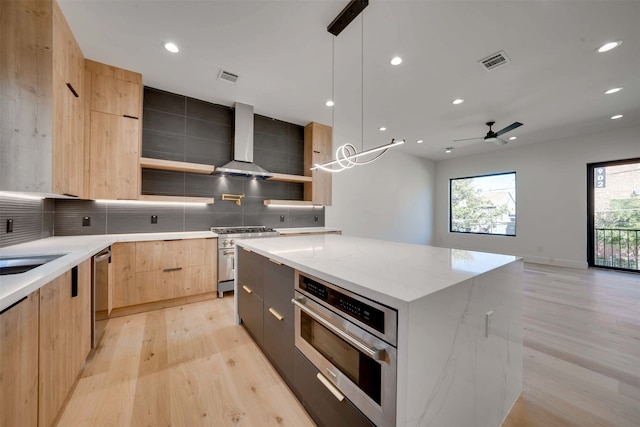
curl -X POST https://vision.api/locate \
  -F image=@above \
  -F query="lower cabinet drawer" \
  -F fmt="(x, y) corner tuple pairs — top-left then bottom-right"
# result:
(263, 304), (294, 384)
(238, 283), (263, 347)
(294, 349), (375, 427)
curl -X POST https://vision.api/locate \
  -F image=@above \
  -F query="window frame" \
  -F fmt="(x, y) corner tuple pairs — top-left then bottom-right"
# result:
(449, 171), (517, 237)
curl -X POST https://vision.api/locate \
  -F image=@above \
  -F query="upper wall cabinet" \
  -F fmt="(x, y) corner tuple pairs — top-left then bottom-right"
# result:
(304, 122), (332, 206)
(85, 60), (142, 200)
(0, 0), (85, 197)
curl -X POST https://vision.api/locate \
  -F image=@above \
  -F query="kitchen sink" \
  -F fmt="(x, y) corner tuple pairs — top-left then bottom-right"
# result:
(0, 254), (65, 276)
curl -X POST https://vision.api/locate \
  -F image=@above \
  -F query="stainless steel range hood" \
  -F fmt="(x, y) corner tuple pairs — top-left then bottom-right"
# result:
(215, 103), (273, 179)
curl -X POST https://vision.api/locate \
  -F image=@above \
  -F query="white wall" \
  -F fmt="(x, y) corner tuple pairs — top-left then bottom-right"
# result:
(326, 149), (435, 245)
(433, 125), (640, 269)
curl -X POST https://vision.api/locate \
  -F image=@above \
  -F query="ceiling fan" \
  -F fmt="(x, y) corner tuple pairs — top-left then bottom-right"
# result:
(454, 121), (523, 145)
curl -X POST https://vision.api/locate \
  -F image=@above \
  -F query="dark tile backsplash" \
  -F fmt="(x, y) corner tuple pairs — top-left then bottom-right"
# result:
(0, 195), (54, 248)
(54, 198), (324, 235)
(2, 87), (323, 245)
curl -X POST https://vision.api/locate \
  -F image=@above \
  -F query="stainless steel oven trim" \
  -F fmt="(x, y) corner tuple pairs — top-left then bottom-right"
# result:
(293, 291), (397, 427)
(292, 296), (387, 361)
(92, 246), (111, 349)
(295, 271), (398, 346)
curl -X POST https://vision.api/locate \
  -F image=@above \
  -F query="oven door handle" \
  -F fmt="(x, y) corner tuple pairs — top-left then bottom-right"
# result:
(291, 297), (387, 362)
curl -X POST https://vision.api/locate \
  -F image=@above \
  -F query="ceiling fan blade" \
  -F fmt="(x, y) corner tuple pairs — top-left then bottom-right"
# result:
(495, 121), (523, 137)
(453, 137), (484, 142)
(493, 137), (509, 145)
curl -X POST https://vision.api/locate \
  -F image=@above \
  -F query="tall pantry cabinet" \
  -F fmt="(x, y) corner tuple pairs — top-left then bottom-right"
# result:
(0, 0), (85, 197)
(85, 60), (142, 200)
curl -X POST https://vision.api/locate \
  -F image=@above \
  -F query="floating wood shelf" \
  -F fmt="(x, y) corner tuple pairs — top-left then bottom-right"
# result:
(140, 157), (215, 175)
(138, 195), (214, 204)
(263, 200), (317, 207)
(267, 173), (312, 183)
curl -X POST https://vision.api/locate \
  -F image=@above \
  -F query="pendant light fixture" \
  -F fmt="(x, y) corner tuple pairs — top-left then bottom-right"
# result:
(312, 0), (405, 173)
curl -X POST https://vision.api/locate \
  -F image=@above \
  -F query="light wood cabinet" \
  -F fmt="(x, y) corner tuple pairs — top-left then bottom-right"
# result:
(112, 238), (217, 309)
(0, 0), (85, 196)
(0, 292), (40, 427)
(52, 1), (83, 95)
(88, 111), (140, 200)
(304, 122), (332, 206)
(85, 59), (142, 200)
(52, 72), (84, 197)
(39, 259), (91, 427)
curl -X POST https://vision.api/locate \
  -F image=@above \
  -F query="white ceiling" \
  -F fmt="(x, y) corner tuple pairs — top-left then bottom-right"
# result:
(59, 0), (640, 161)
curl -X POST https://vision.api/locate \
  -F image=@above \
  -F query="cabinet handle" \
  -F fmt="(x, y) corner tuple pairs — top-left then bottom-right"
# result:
(123, 114), (139, 120)
(242, 285), (252, 294)
(268, 258), (282, 266)
(66, 83), (79, 98)
(71, 266), (78, 297)
(316, 373), (345, 402)
(163, 239), (182, 242)
(0, 296), (27, 315)
(268, 307), (284, 321)
(292, 297), (386, 361)
(162, 267), (183, 272)
(242, 247), (251, 252)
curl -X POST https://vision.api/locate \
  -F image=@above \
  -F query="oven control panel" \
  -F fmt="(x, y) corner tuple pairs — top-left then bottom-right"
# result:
(299, 274), (386, 334)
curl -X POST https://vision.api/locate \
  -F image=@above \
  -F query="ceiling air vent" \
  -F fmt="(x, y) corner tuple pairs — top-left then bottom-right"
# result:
(478, 50), (510, 71)
(218, 69), (239, 84)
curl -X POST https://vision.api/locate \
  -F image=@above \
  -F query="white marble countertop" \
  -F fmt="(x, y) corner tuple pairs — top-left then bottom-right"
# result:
(0, 228), (343, 312)
(275, 227), (341, 234)
(0, 231), (215, 312)
(237, 234), (520, 308)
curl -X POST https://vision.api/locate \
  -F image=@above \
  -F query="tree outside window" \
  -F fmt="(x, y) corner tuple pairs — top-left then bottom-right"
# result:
(450, 172), (516, 236)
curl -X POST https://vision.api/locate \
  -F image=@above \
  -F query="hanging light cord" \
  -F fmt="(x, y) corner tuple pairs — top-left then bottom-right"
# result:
(361, 12), (364, 153)
(312, 4), (404, 173)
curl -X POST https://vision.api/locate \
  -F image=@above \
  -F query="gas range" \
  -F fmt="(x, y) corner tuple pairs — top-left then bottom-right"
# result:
(210, 226), (279, 247)
(211, 226), (280, 297)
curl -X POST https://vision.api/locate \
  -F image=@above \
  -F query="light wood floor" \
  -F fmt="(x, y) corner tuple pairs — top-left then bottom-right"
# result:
(504, 264), (640, 427)
(58, 264), (640, 427)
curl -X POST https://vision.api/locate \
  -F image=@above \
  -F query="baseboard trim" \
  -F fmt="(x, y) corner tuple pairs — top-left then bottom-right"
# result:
(522, 256), (588, 269)
(97, 291), (219, 319)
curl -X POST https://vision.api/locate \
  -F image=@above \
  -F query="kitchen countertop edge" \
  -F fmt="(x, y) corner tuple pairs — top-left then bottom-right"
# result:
(0, 231), (216, 312)
(236, 235), (521, 309)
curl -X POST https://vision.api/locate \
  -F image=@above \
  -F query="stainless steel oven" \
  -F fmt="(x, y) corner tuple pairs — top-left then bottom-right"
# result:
(211, 226), (279, 297)
(293, 272), (398, 427)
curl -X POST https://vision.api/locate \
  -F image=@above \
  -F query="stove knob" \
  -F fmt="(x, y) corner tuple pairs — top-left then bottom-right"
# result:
(229, 239), (235, 246)
(223, 239), (230, 247)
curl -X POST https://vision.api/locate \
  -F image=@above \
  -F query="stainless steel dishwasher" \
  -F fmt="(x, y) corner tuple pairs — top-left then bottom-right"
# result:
(93, 247), (111, 348)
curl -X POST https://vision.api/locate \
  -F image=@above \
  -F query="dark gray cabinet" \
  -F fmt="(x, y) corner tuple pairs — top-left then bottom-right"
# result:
(237, 249), (295, 384)
(294, 349), (375, 427)
(237, 249), (265, 346)
(262, 258), (295, 385)
(238, 248), (373, 427)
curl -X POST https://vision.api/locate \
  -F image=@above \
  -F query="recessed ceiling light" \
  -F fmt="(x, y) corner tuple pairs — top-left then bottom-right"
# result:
(604, 87), (622, 95)
(164, 42), (179, 53)
(509, 136), (517, 140)
(444, 147), (453, 153)
(597, 40), (621, 53)
(378, 127), (387, 131)
(325, 100), (334, 107)
(390, 57), (403, 66)
(452, 99), (464, 105)
(611, 114), (623, 120)
(417, 140), (424, 144)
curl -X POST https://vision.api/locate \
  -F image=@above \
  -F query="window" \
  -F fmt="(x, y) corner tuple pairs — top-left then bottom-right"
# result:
(450, 172), (516, 236)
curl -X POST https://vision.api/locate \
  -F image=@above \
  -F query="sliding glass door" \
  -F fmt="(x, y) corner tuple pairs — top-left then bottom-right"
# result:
(588, 158), (640, 272)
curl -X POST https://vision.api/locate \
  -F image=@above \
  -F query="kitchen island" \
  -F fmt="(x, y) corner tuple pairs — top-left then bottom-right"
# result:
(235, 234), (523, 427)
